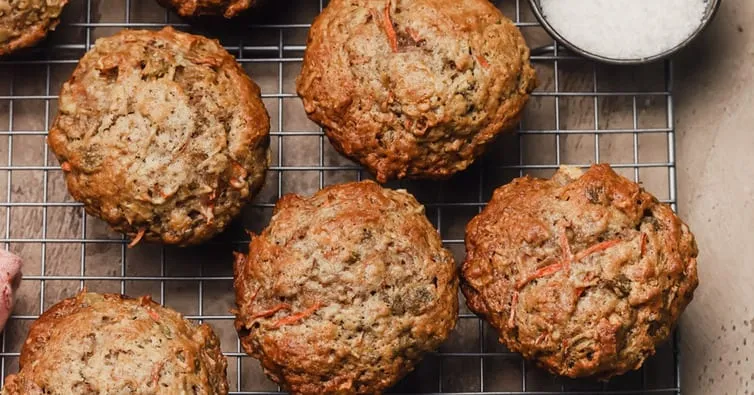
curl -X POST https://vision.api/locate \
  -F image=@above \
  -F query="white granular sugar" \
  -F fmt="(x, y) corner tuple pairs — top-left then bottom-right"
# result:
(540, 0), (707, 60)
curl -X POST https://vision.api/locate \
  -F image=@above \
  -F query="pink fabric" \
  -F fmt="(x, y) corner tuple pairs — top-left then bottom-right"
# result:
(0, 249), (22, 332)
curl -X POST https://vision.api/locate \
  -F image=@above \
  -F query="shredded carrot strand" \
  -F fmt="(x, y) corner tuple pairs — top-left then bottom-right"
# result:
(559, 223), (573, 271)
(508, 292), (518, 328)
(516, 233), (621, 291)
(406, 26), (421, 42)
(640, 233), (648, 256)
(574, 287), (586, 299)
(147, 309), (160, 321)
(248, 287), (260, 304)
(128, 228), (146, 248)
(251, 303), (291, 319)
(61, 161), (72, 172)
(382, 0), (398, 52)
(273, 302), (323, 328)
(150, 361), (164, 386)
(516, 262), (563, 289)
(476, 55), (490, 69)
(573, 239), (621, 262)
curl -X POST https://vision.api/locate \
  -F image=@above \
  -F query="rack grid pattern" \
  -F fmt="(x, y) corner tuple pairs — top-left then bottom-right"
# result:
(0, 0), (681, 393)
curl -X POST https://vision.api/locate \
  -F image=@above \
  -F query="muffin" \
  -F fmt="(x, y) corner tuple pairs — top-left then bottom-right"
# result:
(48, 27), (270, 246)
(297, 0), (536, 182)
(0, 0), (68, 56)
(0, 250), (22, 333)
(234, 181), (458, 393)
(158, 0), (259, 18)
(462, 164), (698, 379)
(2, 292), (228, 394)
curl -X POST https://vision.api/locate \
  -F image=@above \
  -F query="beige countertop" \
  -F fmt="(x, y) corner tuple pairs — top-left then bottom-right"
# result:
(675, 0), (754, 392)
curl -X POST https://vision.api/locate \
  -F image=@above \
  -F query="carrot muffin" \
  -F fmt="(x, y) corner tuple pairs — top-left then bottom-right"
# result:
(297, 0), (536, 182)
(0, 0), (68, 55)
(462, 164), (698, 379)
(48, 27), (270, 246)
(234, 181), (458, 393)
(2, 292), (228, 394)
(158, 0), (260, 18)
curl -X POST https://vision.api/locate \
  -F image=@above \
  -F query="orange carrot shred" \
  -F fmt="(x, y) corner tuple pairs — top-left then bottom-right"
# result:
(406, 26), (421, 42)
(573, 239), (621, 262)
(476, 55), (490, 69)
(574, 287), (586, 299)
(250, 303), (291, 319)
(508, 292), (518, 328)
(559, 223), (573, 270)
(382, 0), (398, 52)
(61, 161), (72, 172)
(150, 361), (164, 386)
(147, 309), (160, 321)
(273, 302), (323, 328)
(248, 287), (260, 303)
(640, 233), (648, 256)
(516, 262), (564, 289)
(128, 228), (146, 248)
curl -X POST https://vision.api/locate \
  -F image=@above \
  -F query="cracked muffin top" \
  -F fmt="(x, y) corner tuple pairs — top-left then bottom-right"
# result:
(0, 0), (68, 55)
(48, 27), (270, 246)
(234, 181), (458, 394)
(2, 292), (228, 394)
(462, 164), (698, 379)
(297, 0), (536, 182)
(158, 0), (260, 18)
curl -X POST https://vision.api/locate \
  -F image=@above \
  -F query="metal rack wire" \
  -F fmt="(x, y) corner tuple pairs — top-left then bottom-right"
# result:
(0, 0), (681, 393)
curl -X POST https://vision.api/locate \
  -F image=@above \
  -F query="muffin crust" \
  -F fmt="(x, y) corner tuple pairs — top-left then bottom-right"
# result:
(234, 181), (458, 393)
(297, 0), (536, 182)
(2, 292), (228, 394)
(48, 27), (270, 246)
(158, 0), (259, 18)
(0, 0), (68, 55)
(462, 165), (698, 379)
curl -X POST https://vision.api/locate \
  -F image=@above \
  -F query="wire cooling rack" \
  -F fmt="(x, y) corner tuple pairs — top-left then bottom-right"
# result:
(0, 0), (682, 393)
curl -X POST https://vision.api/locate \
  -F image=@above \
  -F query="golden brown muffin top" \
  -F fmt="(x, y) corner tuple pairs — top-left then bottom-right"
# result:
(297, 0), (536, 182)
(462, 165), (698, 379)
(0, 0), (68, 55)
(48, 27), (270, 246)
(158, 0), (258, 18)
(234, 181), (458, 394)
(2, 292), (228, 394)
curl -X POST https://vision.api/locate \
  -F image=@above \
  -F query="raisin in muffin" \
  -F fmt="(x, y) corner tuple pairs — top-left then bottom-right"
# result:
(0, 0), (68, 55)
(2, 292), (228, 394)
(297, 0), (536, 182)
(48, 27), (270, 246)
(462, 164), (698, 379)
(234, 181), (458, 393)
(158, 0), (260, 18)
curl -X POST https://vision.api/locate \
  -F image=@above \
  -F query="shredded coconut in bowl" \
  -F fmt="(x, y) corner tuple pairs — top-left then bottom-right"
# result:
(540, 0), (708, 61)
